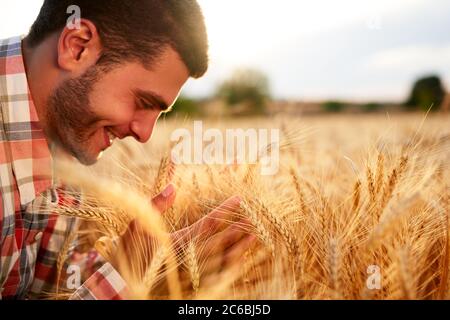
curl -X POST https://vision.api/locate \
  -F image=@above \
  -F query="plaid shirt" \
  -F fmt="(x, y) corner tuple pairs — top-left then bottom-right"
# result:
(0, 36), (128, 300)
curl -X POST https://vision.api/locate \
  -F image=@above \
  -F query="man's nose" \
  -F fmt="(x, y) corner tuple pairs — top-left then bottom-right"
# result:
(129, 111), (160, 143)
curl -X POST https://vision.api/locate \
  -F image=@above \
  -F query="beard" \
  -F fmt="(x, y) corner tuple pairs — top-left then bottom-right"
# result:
(45, 66), (104, 165)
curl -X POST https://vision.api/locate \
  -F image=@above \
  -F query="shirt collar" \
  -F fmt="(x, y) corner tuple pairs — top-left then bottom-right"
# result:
(0, 36), (53, 206)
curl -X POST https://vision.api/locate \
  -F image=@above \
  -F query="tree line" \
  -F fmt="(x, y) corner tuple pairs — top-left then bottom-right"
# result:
(170, 70), (448, 116)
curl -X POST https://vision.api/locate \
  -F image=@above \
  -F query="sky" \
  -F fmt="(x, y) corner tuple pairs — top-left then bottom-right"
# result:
(1, 0), (449, 102)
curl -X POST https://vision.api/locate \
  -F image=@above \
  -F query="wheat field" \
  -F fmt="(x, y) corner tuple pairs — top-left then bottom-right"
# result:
(54, 113), (450, 300)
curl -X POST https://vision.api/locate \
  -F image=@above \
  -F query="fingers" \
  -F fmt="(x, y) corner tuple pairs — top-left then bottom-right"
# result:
(151, 183), (176, 214)
(174, 195), (242, 245)
(150, 156), (177, 214)
(201, 234), (257, 275)
(223, 234), (257, 266)
(200, 219), (251, 259)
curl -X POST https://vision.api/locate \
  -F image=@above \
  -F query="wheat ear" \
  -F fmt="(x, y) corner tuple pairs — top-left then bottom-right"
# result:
(328, 238), (342, 299)
(186, 242), (200, 295)
(56, 206), (125, 235)
(352, 179), (361, 212)
(143, 245), (168, 293)
(153, 156), (171, 196)
(240, 201), (275, 255)
(259, 201), (301, 270)
(374, 153), (385, 194)
(366, 166), (376, 204)
(289, 167), (309, 215)
(380, 155), (409, 210)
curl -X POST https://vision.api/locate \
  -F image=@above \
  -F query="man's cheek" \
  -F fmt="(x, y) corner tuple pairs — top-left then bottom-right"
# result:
(93, 103), (134, 124)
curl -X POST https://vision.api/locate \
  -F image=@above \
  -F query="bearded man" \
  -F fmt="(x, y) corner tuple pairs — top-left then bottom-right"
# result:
(0, 0), (254, 299)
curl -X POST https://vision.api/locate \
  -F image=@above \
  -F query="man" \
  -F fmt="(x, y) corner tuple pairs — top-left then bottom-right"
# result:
(0, 0), (254, 299)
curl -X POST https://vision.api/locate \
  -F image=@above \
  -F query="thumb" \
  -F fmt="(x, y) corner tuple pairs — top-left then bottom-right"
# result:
(152, 183), (176, 214)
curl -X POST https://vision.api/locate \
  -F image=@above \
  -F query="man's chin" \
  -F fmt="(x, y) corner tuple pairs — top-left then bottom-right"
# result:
(77, 157), (99, 166)
(53, 136), (102, 166)
(76, 152), (102, 166)
(69, 148), (102, 166)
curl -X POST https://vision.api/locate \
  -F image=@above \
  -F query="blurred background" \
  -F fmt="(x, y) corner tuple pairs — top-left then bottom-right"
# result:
(1, 0), (449, 117)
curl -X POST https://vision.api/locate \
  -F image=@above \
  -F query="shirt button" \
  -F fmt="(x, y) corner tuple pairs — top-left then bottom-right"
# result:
(35, 232), (43, 241)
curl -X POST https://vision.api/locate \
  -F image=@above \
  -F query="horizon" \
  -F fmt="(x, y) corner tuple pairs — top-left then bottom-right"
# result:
(1, 0), (449, 103)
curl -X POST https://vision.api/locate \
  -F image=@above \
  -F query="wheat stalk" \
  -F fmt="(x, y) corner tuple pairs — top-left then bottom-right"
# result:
(258, 201), (301, 271)
(398, 247), (416, 300)
(328, 238), (342, 299)
(375, 153), (385, 194)
(380, 155), (409, 211)
(56, 231), (77, 296)
(51, 114), (449, 301)
(143, 245), (168, 293)
(56, 206), (125, 235)
(55, 160), (182, 299)
(289, 167), (309, 215)
(240, 201), (275, 255)
(366, 167), (376, 204)
(352, 179), (361, 212)
(153, 156), (171, 196)
(192, 172), (201, 198)
(186, 242), (200, 295)
(243, 164), (257, 185)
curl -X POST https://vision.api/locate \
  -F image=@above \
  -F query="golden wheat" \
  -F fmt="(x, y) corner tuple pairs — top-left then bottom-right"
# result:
(49, 113), (449, 300)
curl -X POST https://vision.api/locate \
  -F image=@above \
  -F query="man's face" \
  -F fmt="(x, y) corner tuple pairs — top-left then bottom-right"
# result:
(46, 47), (190, 165)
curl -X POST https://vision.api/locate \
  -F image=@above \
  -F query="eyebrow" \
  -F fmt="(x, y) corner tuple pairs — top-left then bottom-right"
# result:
(133, 89), (171, 112)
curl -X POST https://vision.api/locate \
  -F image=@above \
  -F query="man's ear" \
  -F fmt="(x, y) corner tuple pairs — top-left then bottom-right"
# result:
(57, 18), (102, 73)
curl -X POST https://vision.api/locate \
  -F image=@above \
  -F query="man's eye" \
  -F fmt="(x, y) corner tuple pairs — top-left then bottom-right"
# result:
(137, 99), (157, 111)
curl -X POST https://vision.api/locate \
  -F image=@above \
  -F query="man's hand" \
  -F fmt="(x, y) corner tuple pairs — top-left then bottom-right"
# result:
(115, 181), (256, 288)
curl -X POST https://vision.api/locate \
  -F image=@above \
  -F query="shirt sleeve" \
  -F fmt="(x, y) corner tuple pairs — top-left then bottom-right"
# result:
(27, 188), (129, 300)
(68, 262), (128, 300)
(29, 213), (129, 300)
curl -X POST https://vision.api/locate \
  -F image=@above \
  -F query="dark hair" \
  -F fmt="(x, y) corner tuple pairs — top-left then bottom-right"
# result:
(27, 0), (209, 78)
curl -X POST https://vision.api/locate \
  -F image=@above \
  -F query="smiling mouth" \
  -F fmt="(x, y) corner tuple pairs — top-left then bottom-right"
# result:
(104, 128), (117, 149)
